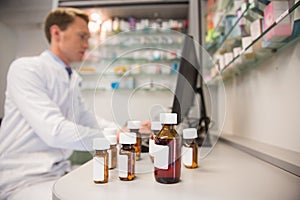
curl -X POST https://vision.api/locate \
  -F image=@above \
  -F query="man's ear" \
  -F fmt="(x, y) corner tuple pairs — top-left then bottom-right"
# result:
(49, 25), (61, 42)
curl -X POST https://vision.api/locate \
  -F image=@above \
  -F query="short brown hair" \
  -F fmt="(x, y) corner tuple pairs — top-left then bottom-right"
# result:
(44, 7), (89, 43)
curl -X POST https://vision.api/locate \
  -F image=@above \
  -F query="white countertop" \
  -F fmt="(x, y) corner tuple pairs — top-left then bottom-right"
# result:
(52, 142), (300, 200)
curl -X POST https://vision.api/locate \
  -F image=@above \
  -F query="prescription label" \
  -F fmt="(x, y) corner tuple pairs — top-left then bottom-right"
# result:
(153, 145), (169, 169)
(93, 157), (104, 181)
(118, 155), (128, 178)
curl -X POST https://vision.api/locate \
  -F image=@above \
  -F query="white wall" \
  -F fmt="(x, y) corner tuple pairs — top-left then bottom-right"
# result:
(82, 90), (174, 126)
(0, 22), (16, 118)
(14, 25), (48, 58)
(221, 41), (300, 153)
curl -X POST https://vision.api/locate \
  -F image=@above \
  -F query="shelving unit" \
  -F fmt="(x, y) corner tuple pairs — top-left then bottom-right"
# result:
(204, 0), (300, 85)
(74, 28), (186, 91)
(58, 1), (191, 92)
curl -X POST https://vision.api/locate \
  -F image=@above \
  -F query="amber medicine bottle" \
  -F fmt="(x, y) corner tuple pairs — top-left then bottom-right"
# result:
(106, 135), (118, 169)
(103, 128), (118, 169)
(93, 138), (110, 184)
(127, 121), (141, 161)
(154, 113), (181, 184)
(182, 128), (198, 169)
(118, 132), (136, 181)
(149, 121), (162, 162)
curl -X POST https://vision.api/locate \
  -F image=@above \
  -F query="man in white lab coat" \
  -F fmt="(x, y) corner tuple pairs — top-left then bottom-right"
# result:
(0, 8), (116, 200)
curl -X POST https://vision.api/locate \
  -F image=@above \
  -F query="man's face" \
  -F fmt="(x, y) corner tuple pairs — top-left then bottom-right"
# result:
(57, 16), (90, 65)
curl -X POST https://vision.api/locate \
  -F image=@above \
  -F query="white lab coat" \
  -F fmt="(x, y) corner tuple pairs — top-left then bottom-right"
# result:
(0, 50), (115, 199)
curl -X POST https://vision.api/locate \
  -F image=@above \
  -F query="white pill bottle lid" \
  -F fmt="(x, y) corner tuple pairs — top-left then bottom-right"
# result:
(160, 113), (177, 124)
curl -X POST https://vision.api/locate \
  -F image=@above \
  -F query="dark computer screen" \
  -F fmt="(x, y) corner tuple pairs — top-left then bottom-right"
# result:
(172, 35), (199, 124)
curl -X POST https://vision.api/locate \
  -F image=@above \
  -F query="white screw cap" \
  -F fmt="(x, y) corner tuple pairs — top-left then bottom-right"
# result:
(105, 135), (117, 145)
(119, 132), (136, 144)
(103, 128), (117, 137)
(93, 138), (110, 150)
(160, 113), (177, 124)
(127, 121), (141, 129)
(183, 128), (198, 139)
(151, 121), (162, 131)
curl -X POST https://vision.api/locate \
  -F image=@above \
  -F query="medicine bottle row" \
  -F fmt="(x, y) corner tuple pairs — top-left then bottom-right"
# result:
(93, 113), (199, 184)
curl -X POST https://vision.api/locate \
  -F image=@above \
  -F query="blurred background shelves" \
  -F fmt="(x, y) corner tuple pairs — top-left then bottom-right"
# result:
(204, 0), (300, 85)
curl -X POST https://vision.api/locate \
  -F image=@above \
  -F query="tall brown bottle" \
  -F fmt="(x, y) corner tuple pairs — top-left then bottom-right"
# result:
(154, 113), (181, 184)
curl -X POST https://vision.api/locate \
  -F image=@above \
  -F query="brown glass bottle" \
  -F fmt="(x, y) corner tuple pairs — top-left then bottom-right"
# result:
(154, 114), (181, 184)
(106, 135), (118, 170)
(109, 144), (118, 169)
(182, 128), (198, 169)
(128, 121), (141, 161)
(182, 139), (198, 168)
(118, 132), (136, 181)
(93, 138), (110, 184)
(131, 128), (141, 161)
(93, 150), (109, 183)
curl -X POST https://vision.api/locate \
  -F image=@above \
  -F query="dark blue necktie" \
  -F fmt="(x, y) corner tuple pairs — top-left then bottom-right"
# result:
(65, 67), (72, 78)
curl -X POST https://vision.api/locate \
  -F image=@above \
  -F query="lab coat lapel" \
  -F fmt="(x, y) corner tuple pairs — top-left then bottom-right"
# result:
(40, 51), (70, 84)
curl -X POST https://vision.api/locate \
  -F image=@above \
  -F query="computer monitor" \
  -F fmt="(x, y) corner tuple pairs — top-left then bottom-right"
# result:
(171, 35), (199, 124)
(172, 35), (212, 147)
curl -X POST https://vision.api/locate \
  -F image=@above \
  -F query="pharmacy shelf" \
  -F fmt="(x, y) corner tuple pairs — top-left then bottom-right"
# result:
(101, 28), (187, 37)
(207, 3), (249, 55)
(80, 58), (180, 65)
(79, 29), (184, 92)
(90, 29), (184, 50)
(99, 42), (183, 50)
(81, 87), (171, 92)
(205, 1), (300, 85)
(78, 71), (177, 77)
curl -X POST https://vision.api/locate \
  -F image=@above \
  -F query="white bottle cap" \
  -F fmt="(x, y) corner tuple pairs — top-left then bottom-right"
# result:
(105, 135), (117, 145)
(119, 132), (136, 144)
(127, 121), (141, 129)
(183, 128), (198, 139)
(160, 113), (177, 124)
(93, 138), (110, 150)
(103, 127), (117, 137)
(151, 121), (162, 131)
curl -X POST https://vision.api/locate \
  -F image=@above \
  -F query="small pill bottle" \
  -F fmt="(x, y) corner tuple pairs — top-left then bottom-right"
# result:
(127, 121), (141, 161)
(154, 113), (181, 184)
(149, 121), (162, 162)
(182, 128), (198, 169)
(106, 135), (118, 169)
(118, 132), (136, 181)
(103, 128), (118, 169)
(93, 138), (110, 184)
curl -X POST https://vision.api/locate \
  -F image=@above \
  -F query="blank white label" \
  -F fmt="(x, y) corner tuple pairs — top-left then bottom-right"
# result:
(153, 145), (169, 169)
(182, 146), (193, 166)
(149, 139), (154, 156)
(108, 149), (112, 168)
(93, 157), (104, 181)
(118, 155), (128, 178)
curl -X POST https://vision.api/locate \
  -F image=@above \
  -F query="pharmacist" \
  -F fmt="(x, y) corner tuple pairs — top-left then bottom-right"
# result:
(0, 8), (118, 200)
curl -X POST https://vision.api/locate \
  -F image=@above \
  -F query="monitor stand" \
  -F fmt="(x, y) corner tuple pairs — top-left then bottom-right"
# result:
(196, 87), (212, 147)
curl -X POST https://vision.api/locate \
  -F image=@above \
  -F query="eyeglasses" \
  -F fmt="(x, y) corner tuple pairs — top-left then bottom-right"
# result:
(77, 32), (90, 42)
